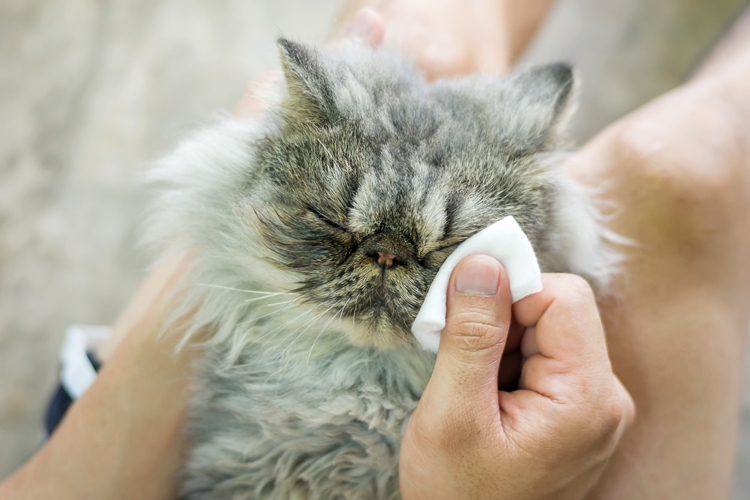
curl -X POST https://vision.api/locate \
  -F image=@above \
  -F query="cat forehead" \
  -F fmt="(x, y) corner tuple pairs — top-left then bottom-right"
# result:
(346, 148), (493, 245)
(348, 152), (443, 232)
(325, 74), (509, 162)
(306, 47), (454, 137)
(277, 38), (576, 165)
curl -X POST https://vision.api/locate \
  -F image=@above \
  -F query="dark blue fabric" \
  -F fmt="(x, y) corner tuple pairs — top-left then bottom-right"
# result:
(44, 384), (73, 437)
(44, 351), (102, 437)
(87, 351), (102, 372)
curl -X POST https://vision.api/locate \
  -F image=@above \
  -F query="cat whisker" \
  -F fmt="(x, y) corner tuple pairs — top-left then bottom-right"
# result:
(264, 298), (299, 307)
(273, 305), (331, 351)
(337, 297), (350, 326)
(235, 298), (301, 326)
(339, 298), (350, 323)
(243, 293), (294, 304)
(269, 310), (322, 354)
(195, 283), (296, 296)
(307, 299), (349, 365)
(256, 306), (317, 347)
(261, 307), (323, 386)
(275, 306), (335, 362)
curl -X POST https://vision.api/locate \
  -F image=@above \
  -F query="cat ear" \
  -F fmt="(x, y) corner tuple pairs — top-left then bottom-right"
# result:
(277, 38), (337, 127)
(501, 62), (576, 151)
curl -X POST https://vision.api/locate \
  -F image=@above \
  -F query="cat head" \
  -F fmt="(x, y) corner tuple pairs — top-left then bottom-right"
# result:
(239, 39), (576, 348)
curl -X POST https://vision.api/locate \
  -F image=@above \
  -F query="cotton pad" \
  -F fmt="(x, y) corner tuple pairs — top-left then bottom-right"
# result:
(411, 216), (543, 353)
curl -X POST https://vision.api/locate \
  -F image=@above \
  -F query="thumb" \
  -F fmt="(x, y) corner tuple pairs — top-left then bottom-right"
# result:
(432, 255), (512, 402)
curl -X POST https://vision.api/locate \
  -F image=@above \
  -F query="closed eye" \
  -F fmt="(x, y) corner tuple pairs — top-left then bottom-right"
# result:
(306, 206), (348, 232)
(420, 241), (461, 265)
(430, 242), (460, 254)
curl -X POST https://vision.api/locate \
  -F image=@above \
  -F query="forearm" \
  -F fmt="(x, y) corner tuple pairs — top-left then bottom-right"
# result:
(0, 254), (197, 500)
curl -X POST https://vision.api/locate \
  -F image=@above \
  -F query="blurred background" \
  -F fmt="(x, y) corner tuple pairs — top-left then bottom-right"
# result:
(0, 0), (748, 495)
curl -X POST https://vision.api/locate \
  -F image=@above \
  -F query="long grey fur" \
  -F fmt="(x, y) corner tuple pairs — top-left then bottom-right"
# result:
(144, 39), (622, 499)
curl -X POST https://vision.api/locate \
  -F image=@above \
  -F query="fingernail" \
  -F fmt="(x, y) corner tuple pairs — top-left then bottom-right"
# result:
(455, 256), (500, 295)
(342, 9), (377, 42)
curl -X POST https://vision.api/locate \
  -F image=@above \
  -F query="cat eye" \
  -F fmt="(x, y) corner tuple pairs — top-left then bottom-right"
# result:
(429, 242), (460, 254)
(306, 206), (348, 232)
(421, 242), (460, 264)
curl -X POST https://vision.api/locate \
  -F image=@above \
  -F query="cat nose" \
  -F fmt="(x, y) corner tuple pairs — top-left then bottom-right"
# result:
(376, 252), (399, 268)
(362, 235), (413, 269)
(366, 250), (402, 269)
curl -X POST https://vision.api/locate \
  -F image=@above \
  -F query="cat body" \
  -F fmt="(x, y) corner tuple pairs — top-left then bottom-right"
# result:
(147, 40), (618, 499)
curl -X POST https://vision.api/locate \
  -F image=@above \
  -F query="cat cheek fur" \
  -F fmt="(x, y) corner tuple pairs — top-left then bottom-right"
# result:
(145, 39), (623, 499)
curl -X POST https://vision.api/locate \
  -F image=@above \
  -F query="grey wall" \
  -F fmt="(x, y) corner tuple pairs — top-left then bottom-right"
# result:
(1, 0), (748, 496)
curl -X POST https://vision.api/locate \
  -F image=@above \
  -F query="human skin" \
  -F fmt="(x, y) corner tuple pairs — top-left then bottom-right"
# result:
(572, 12), (750, 498)
(334, 0), (555, 79)
(2, 1), (749, 499)
(0, 252), (197, 499)
(331, 1), (750, 499)
(400, 259), (635, 500)
(366, 2), (750, 499)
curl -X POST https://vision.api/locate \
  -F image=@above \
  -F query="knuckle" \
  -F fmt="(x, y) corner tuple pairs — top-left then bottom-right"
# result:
(555, 274), (596, 310)
(564, 274), (595, 298)
(449, 309), (507, 353)
(600, 399), (625, 438)
(558, 380), (622, 429)
(584, 395), (625, 454)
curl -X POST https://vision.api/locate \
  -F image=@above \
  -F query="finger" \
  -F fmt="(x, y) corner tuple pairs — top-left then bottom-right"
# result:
(431, 255), (512, 405)
(612, 374), (636, 440)
(505, 317), (525, 352)
(512, 274), (608, 366)
(512, 274), (615, 404)
(233, 71), (283, 119)
(331, 7), (385, 47)
(520, 326), (539, 359)
(497, 319), (525, 390)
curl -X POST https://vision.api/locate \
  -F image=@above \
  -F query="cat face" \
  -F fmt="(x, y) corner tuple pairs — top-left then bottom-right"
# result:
(244, 40), (574, 348)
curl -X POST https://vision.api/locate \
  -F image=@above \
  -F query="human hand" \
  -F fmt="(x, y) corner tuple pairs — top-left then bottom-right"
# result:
(334, 0), (510, 79)
(236, 0), (554, 120)
(334, 0), (555, 80)
(399, 255), (635, 500)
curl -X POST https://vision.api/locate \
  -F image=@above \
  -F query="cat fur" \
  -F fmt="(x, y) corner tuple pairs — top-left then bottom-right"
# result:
(145, 39), (621, 499)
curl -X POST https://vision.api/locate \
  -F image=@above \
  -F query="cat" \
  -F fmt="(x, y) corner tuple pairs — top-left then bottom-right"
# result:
(146, 38), (620, 500)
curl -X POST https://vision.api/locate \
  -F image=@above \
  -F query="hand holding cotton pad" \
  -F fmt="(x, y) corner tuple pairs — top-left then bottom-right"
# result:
(411, 216), (543, 353)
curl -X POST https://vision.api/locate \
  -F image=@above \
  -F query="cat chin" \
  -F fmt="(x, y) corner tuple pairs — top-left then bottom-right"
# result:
(340, 316), (414, 350)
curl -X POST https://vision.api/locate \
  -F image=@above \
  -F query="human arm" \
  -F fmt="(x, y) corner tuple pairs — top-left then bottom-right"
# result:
(0, 253), (197, 500)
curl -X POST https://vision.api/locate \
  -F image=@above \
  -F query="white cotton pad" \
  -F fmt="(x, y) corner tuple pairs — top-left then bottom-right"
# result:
(411, 216), (543, 353)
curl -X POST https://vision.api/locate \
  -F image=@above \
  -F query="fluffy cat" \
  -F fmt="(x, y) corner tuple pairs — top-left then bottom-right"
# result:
(146, 39), (619, 500)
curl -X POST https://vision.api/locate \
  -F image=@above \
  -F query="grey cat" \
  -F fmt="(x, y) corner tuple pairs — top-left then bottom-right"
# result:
(146, 39), (620, 500)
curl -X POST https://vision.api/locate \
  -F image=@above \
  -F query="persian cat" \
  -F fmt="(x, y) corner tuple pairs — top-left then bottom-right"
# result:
(147, 39), (618, 499)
